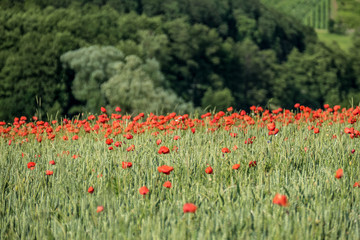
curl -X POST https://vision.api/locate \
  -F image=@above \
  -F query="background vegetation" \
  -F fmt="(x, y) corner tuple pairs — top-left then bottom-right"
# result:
(0, 0), (360, 121)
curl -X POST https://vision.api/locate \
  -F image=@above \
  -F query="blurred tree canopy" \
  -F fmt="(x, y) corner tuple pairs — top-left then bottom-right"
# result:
(61, 46), (124, 114)
(101, 55), (192, 114)
(0, 0), (359, 120)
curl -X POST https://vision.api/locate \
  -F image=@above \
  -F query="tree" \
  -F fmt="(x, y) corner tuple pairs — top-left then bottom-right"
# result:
(273, 45), (344, 108)
(201, 88), (234, 110)
(0, 30), (81, 120)
(101, 55), (192, 114)
(220, 38), (277, 109)
(60, 46), (124, 113)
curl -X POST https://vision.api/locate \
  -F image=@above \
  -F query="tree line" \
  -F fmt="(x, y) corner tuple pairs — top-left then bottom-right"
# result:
(0, 0), (359, 121)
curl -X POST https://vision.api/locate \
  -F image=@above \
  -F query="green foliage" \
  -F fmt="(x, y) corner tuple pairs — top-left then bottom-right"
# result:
(101, 55), (192, 114)
(221, 39), (277, 108)
(272, 43), (354, 108)
(336, 0), (360, 30)
(0, 0), (359, 121)
(201, 88), (235, 110)
(60, 46), (124, 114)
(0, 29), (81, 120)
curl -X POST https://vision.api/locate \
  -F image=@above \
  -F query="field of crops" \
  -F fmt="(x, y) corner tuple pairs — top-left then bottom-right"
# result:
(261, 0), (332, 29)
(1, 105), (360, 239)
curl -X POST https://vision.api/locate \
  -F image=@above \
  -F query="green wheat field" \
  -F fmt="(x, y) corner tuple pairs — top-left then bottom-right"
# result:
(1, 107), (360, 239)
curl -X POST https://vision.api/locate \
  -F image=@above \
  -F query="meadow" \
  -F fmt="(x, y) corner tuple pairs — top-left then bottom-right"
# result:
(316, 29), (353, 52)
(1, 105), (360, 239)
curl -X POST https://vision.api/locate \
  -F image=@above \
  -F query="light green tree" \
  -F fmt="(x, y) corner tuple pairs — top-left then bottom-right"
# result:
(60, 45), (124, 113)
(101, 55), (192, 114)
(201, 87), (234, 111)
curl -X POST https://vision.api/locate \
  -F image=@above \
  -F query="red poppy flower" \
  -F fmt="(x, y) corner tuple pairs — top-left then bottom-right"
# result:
(45, 170), (53, 175)
(267, 122), (275, 131)
(127, 145), (135, 152)
(158, 146), (170, 154)
(335, 168), (343, 179)
(191, 128), (195, 134)
(205, 166), (213, 174)
(249, 161), (257, 168)
(88, 186), (94, 194)
(72, 135), (79, 140)
(96, 205), (104, 213)
(351, 149), (355, 154)
(27, 162), (36, 170)
(101, 107), (107, 113)
(221, 148), (231, 153)
(183, 203), (197, 213)
(156, 139), (162, 145)
(115, 107), (121, 112)
(173, 135), (180, 140)
(353, 182), (360, 188)
(114, 141), (121, 147)
(125, 134), (133, 140)
(273, 193), (288, 207)
(232, 164), (240, 170)
(163, 181), (172, 188)
(269, 128), (279, 135)
(139, 186), (149, 195)
(294, 103), (300, 108)
(49, 160), (55, 165)
(227, 107), (233, 112)
(344, 127), (353, 134)
(158, 165), (174, 175)
(122, 161), (132, 169)
(313, 128), (320, 134)
(108, 146), (113, 150)
(105, 138), (113, 145)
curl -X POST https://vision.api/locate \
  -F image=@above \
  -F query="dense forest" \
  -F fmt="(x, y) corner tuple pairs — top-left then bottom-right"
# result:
(0, 0), (360, 120)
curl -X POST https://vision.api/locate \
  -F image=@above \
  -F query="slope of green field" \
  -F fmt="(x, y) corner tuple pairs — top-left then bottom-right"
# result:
(261, 0), (331, 29)
(316, 29), (353, 51)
